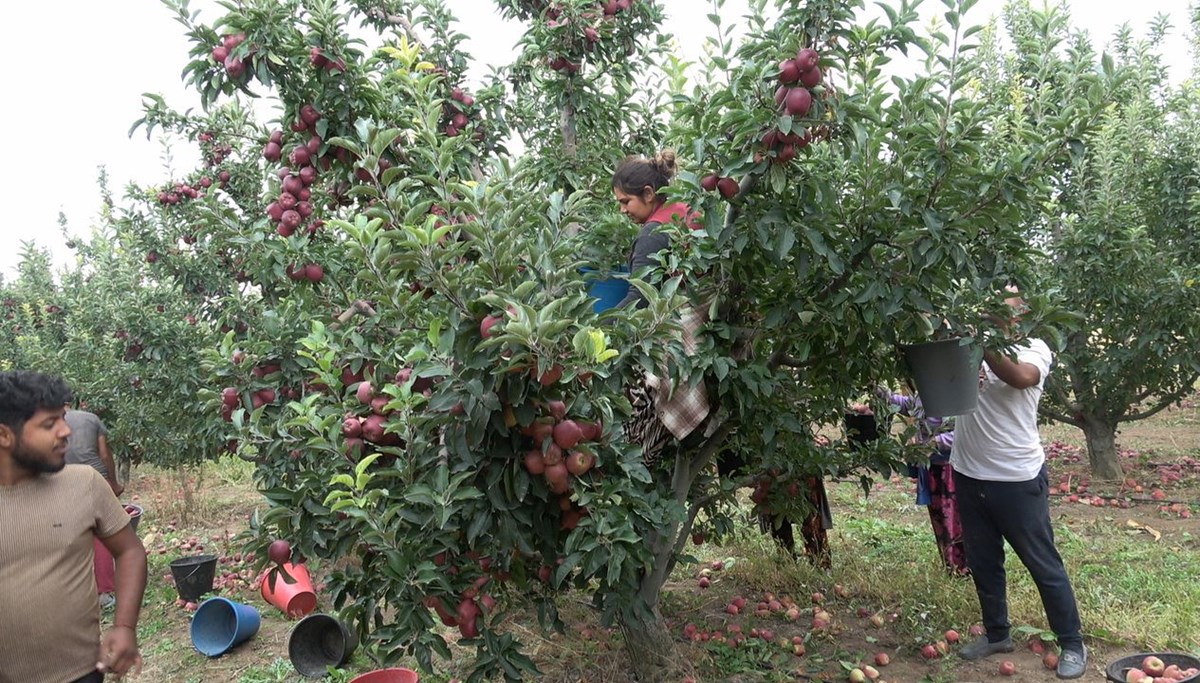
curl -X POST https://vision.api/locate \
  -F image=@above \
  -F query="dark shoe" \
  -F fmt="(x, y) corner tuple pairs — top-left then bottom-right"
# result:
(958, 635), (1014, 661)
(1056, 645), (1087, 679)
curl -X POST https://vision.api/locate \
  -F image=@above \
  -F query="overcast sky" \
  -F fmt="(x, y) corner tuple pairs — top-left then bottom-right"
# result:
(0, 0), (1191, 280)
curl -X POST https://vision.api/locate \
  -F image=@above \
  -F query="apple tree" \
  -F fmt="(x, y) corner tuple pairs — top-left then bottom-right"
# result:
(0, 220), (218, 481)
(98, 0), (1115, 680)
(979, 2), (1200, 479)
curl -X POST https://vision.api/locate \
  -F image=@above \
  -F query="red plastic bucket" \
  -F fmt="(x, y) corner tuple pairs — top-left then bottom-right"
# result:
(261, 563), (318, 619)
(347, 669), (419, 683)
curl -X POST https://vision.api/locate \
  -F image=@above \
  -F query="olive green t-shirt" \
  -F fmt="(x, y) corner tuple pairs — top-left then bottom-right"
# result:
(0, 465), (130, 683)
(65, 409), (110, 479)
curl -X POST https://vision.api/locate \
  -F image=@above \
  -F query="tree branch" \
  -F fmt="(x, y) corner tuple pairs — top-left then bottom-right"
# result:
(1038, 406), (1080, 428)
(560, 100), (577, 160)
(329, 300), (378, 330)
(366, 7), (421, 44)
(1123, 378), (1200, 422)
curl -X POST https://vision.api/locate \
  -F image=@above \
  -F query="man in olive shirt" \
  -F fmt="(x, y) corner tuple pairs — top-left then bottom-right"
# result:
(0, 371), (147, 683)
(65, 408), (122, 496)
(66, 408), (124, 608)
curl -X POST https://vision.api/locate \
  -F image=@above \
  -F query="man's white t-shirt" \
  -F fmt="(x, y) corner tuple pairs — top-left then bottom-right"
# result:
(950, 338), (1053, 482)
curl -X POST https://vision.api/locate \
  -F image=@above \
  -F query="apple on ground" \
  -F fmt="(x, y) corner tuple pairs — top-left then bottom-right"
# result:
(998, 660), (1016, 676)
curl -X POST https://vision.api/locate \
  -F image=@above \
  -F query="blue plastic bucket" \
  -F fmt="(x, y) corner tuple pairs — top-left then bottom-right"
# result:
(581, 266), (630, 313)
(191, 597), (261, 657)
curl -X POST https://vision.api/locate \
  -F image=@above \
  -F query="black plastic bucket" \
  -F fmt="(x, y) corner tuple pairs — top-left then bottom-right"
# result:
(1105, 652), (1200, 683)
(170, 554), (217, 602)
(844, 412), (889, 448)
(289, 613), (359, 678)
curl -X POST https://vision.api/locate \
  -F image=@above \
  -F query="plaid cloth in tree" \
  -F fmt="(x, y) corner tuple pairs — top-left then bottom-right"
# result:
(644, 303), (710, 440)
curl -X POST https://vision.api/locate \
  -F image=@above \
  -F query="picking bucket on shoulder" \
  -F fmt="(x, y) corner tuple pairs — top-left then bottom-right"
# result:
(901, 337), (980, 418)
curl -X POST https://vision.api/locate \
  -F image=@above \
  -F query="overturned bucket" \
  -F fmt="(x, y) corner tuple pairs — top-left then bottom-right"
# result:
(190, 597), (261, 657)
(170, 554), (217, 602)
(288, 613), (359, 678)
(261, 562), (318, 619)
(348, 668), (420, 683)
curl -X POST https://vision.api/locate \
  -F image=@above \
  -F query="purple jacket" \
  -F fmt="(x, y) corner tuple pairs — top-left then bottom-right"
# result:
(889, 393), (954, 463)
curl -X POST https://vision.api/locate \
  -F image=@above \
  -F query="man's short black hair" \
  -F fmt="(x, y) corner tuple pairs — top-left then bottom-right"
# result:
(0, 371), (74, 433)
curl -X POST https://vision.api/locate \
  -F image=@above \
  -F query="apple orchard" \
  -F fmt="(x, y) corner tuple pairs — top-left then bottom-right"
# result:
(3, 0), (1198, 681)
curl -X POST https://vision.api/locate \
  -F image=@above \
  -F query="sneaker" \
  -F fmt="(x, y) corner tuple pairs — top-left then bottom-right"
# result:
(957, 635), (1014, 661)
(1056, 645), (1087, 679)
(98, 593), (116, 611)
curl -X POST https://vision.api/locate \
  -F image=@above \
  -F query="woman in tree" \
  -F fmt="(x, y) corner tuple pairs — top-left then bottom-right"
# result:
(609, 150), (708, 463)
(610, 150), (701, 309)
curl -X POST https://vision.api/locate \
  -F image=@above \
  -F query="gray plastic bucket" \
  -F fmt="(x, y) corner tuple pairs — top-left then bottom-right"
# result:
(901, 337), (980, 417)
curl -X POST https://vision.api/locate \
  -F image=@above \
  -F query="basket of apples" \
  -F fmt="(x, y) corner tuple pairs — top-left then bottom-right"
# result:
(1106, 653), (1200, 683)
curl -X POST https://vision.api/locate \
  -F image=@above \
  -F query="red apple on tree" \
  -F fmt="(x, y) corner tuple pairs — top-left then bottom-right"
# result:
(553, 420), (583, 449)
(565, 450), (595, 476)
(480, 314), (503, 339)
(716, 176), (740, 200)
(267, 539), (291, 565)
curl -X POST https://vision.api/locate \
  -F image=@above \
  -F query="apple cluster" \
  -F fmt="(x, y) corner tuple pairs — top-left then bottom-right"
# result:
(156, 179), (207, 206)
(197, 131), (233, 168)
(541, 0), (639, 74)
(218, 361), (301, 422)
(518, 400), (602, 498)
(442, 87), (481, 139)
(210, 33), (254, 81)
(423, 575), (496, 640)
(307, 46), (346, 74)
(263, 104), (324, 239)
(339, 365), (438, 461)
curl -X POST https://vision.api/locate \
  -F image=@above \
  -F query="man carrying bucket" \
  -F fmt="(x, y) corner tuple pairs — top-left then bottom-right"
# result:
(950, 288), (1087, 679)
(0, 371), (147, 683)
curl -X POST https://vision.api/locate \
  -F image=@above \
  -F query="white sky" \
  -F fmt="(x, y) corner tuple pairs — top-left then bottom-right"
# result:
(0, 0), (1191, 280)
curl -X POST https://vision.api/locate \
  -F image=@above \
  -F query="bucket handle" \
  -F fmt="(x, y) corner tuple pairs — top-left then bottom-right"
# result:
(176, 557), (214, 582)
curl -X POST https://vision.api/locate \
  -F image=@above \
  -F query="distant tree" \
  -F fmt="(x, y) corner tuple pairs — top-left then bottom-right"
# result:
(987, 3), (1200, 479)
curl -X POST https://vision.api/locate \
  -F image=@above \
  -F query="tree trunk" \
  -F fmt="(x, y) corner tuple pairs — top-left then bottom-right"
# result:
(619, 603), (682, 682)
(1080, 414), (1123, 480)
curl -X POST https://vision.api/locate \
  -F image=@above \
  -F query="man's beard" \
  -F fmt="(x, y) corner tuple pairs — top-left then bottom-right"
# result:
(10, 440), (66, 475)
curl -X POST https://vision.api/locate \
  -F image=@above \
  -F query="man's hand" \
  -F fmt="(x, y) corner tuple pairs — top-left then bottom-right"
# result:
(97, 625), (142, 679)
(110, 480), (125, 497)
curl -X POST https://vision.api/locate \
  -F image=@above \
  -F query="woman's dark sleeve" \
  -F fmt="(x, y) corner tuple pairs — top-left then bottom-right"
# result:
(616, 222), (670, 309)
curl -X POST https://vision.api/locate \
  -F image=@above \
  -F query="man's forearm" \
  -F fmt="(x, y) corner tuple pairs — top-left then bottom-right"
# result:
(984, 349), (1040, 390)
(112, 545), (148, 629)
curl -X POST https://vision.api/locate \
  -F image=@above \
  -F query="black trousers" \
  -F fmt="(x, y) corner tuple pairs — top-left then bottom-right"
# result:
(70, 671), (104, 683)
(954, 467), (1083, 650)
